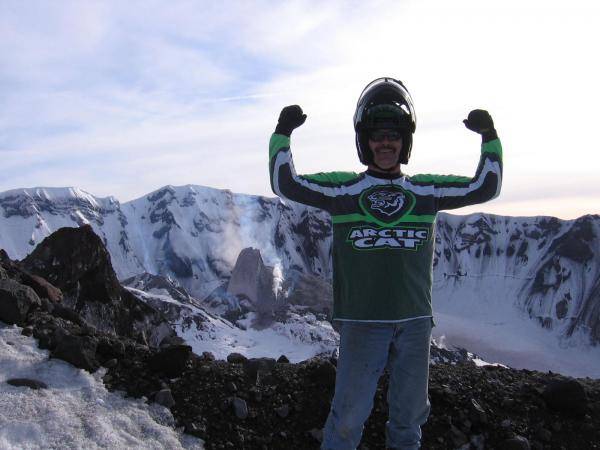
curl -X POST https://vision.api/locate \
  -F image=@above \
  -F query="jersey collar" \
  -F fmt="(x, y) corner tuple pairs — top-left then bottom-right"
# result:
(365, 169), (404, 180)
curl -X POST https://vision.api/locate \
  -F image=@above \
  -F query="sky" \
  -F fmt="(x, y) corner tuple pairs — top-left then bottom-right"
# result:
(1, 0), (599, 219)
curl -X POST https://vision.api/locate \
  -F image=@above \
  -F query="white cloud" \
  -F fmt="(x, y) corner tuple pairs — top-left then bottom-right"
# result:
(0, 0), (599, 219)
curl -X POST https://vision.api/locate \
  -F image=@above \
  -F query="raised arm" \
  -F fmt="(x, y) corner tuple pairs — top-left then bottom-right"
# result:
(409, 109), (503, 211)
(269, 105), (349, 212)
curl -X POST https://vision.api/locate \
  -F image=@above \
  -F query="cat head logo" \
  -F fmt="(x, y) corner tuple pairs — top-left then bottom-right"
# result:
(367, 190), (405, 217)
(359, 185), (415, 225)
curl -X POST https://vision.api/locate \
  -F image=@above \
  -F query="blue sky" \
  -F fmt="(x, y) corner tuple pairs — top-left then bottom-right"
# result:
(1, 0), (599, 219)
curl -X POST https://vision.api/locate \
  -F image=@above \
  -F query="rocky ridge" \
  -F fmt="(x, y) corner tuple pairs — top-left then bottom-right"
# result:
(1, 226), (599, 449)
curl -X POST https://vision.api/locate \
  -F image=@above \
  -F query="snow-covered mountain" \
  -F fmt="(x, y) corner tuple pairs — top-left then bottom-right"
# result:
(0, 186), (331, 300)
(1, 185), (599, 376)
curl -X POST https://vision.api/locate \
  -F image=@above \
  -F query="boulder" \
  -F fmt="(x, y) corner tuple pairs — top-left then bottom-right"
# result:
(227, 248), (276, 316)
(22, 225), (121, 302)
(21, 225), (175, 346)
(227, 352), (248, 364)
(148, 344), (192, 377)
(244, 357), (277, 383)
(52, 333), (99, 372)
(301, 358), (337, 388)
(232, 396), (248, 419)
(542, 379), (587, 416)
(96, 336), (126, 361)
(0, 279), (41, 325)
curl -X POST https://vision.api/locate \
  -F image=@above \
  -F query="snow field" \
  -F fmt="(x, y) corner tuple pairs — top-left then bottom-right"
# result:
(0, 323), (204, 450)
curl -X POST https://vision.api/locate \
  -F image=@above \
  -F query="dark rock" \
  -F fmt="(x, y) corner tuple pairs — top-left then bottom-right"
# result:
(159, 335), (186, 347)
(148, 344), (192, 377)
(302, 358), (336, 388)
(21, 225), (174, 346)
(22, 225), (121, 302)
(251, 389), (262, 402)
(52, 305), (86, 326)
(6, 378), (48, 390)
(227, 352), (248, 364)
(227, 248), (276, 317)
(232, 396), (248, 419)
(34, 327), (58, 350)
(503, 435), (531, 450)
(535, 426), (552, 443)
(96, 336), (126, 360)
(244, 357), (276, 383)
(185, 421), (207, 438)
(502, 397), (516, 408)
(277, 354), (290, 363)
(104, 358), (118, 368)
(469, 398), (488, 424)
(0, 263), (7, 280)
(0, 279), (41, 325)
(52, 334), (99, 372)
(275, 404), (290, 418)
(542, 379), (587, 416)
(450, 424), (469, 447)
(20, 273), (63, 303)
(39, 298), (54, 313)
(21, 326), (33, 336)
(219, 397), (231, 412)
(200, 351), (215, 361)
(0, 249), (10, 264)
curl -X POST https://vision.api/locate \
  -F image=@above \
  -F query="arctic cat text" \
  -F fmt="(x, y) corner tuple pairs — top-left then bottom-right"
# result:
(347, 226), (430, 250)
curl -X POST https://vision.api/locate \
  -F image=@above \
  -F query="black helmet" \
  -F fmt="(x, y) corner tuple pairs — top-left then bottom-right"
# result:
(353, 77), (416, 165)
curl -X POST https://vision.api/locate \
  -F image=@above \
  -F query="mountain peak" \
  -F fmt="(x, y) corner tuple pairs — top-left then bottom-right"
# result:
(0, 186), (118, 205)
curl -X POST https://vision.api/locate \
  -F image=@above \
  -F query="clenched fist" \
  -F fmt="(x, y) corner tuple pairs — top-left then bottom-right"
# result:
(275, 105), (307, 137)
(463, 109), (497, 142)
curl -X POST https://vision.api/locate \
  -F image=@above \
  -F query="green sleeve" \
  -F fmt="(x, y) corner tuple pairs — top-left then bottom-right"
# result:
(269, 133), (361, 212)
(409, 138), (503, 211)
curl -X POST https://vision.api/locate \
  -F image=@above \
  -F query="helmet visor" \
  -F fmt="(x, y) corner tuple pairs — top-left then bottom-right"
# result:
(354, 77), (416, 132)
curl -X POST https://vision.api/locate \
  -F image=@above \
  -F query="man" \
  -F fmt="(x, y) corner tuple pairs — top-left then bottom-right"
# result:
(268, 77), (502, 450)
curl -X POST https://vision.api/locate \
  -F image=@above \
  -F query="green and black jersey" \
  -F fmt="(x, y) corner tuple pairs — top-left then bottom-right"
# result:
(269, 133), (503, 322)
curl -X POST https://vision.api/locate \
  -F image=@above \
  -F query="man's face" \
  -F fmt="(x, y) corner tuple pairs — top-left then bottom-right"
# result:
(368, 129), (403, 171)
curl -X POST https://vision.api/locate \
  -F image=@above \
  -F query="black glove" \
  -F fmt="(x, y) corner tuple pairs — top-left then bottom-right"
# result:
(275, 105), (307, 137)
(463, 109), (498, 142)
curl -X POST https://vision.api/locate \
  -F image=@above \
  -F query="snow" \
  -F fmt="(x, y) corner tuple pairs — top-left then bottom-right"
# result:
(432, 296), (600, 378)
(129, 287), (338, 363)
(0, 322), (204, 450)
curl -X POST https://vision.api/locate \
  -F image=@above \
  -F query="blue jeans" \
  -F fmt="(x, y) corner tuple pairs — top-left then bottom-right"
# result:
(321, 317), (432, 450)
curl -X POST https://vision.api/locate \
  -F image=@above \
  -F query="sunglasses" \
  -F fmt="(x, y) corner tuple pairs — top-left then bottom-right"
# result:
(369, 130), (402, 142)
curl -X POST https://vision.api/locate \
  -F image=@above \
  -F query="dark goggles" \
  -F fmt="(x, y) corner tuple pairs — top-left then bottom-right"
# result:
(368, 129), (403, 142)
